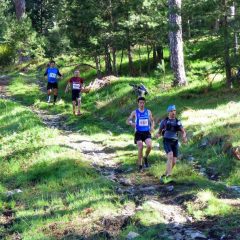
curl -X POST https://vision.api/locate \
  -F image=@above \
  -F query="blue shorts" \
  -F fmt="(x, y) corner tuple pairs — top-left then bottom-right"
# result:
(163, 138), (178, 157)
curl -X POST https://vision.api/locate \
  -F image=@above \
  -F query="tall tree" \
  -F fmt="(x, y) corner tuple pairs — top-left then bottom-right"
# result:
(168, 0), (187, 86)
(14, 0), (25, 20)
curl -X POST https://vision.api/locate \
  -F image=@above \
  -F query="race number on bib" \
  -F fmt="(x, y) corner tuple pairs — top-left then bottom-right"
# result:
(73, 83), (81, 90)
(49, 73), (57, 78)
(139, 119), (149, 126)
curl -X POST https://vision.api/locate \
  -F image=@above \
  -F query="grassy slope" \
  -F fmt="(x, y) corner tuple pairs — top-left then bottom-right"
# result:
(0, 99), (128, 239)
(2, 39), (240, 238)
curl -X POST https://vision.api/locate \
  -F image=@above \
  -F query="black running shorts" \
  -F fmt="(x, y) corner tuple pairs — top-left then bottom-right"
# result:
(72, 90), (81, 101)
(163, 138), (178, 157)
(47, 82), (58, 90)
(134, 131), (151, 144)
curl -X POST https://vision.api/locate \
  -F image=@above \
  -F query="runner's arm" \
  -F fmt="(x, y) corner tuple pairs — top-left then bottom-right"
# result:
(65, 82), (70, 93)
(149, 110), (155, 132)
(57, 69), (63, 78)
(155, 120), (164, 138)
(126, 111), (136, 128)
(180, 127), (187, 143)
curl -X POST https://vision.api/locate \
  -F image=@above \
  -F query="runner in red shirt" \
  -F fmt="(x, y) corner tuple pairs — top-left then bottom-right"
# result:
(65, 70), (84, 115)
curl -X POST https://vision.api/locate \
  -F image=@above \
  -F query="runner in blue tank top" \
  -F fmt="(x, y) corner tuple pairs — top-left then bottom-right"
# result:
(126, 97), (155, 172)
(44, 60), (62, 104)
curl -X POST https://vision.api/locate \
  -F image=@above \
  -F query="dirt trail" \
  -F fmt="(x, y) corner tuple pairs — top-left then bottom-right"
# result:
(0, 75), (232, 239)
(27, 89), (211, 239)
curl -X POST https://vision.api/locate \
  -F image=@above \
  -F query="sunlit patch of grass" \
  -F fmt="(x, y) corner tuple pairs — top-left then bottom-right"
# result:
(182, 101), (240, 134)
(186, 190), (234, 220)
(134, 204), (165, 226)
(118, 202), (166, 240)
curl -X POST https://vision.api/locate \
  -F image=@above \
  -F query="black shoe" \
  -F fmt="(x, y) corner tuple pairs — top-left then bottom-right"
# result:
(138, 165), (143, 172)
(143, 157), (149, 168)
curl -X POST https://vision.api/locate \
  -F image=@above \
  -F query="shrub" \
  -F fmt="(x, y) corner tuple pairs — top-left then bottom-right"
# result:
(0, 44), (14, 66)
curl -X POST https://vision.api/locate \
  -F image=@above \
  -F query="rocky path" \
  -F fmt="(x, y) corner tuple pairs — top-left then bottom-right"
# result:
(28, 101), (210, 239)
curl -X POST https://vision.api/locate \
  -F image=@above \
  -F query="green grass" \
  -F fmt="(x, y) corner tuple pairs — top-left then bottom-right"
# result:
(0, 99), (126, 239)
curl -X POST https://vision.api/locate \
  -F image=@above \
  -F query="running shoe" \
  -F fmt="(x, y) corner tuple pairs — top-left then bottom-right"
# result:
(143, 157), (149, 168)
(138, 165), (143, 172)
(162, 175), (173, 184)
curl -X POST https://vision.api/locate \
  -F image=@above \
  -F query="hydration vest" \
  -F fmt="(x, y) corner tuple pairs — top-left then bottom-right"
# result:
(135, 109), (150, 132)
(162, 117), (181, 136)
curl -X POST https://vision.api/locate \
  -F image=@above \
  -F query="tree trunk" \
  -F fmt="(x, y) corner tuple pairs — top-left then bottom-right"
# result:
(127, 38), (134, 76)
(187, 19), (191, 38)
(119, 49), (124, 75)
(152, 45), (157, 68)
(112, 47), (117, 76)
(168, 0), (187, 86)
(222, 3), (232, 87)
(95, 54), (102, 78)
(147, 45), (151, 74)
(138, 45), (142, 75)
(231, 2), (239, 58)
(156, 45), (164, 63)
(105, 45), (112, 75)
(14, 0), (26, 20)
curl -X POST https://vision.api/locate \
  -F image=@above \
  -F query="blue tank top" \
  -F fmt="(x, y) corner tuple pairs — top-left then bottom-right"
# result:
(46, 68), (59, 83)
(135, 109), (150, 132)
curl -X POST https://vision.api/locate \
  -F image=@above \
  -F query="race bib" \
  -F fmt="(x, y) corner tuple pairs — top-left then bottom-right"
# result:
(73, 83), (81, 90)
(49, 73), (57, 78)
(139, 119), (149, 126)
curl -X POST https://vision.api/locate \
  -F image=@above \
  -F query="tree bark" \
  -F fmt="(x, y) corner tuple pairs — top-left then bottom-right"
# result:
(147, 45), (151, 74)
(95, 55), (102, 78)
(14, 0), (26, 20)
(152, 44), (157, 68)
(127, 36), (135, 76)
(156, 45), (164, 63)
(119, 49), (124, 75)
(138, 45), (142, 75)
(105, 44), (112, 75)
(222, 4), (232, 87)
(231, 2), (239, 58)
(168, 0), (187, 86)
(112, 47), (117, 76)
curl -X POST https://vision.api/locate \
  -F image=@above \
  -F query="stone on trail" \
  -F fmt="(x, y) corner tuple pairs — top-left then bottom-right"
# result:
(187, 155), (195, 162)
(184, 229), (207, 239)
(228, 185), (240, 194)
(6, 189), (23, 197)
(139, 185), (159, 192)
(119, 178), (133, 186)
(165, 185), (174, 192)
(173, 232), (184, 240)
(199, 139), (209, 149)
(126, 231), (140, 239)
(107, 130), (113, 136)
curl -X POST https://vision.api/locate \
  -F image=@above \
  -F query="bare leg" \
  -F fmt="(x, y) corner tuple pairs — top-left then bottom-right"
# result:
(145, 138), (152, 158)
(77, 98), (81, 114)
(47, 89), (52, 102)
(72, 101), (76, 115)
(53, 88), (58, 103)
(172, 157), (177, 170)
(137, 141), (143, 166)
(165, 151), (174, 176)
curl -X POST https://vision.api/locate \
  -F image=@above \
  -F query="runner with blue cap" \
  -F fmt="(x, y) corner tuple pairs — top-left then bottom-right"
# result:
(156, 104), (187, 184)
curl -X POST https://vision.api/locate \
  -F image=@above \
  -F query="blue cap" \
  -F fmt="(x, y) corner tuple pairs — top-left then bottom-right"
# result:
(167, 105), (176, 112)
